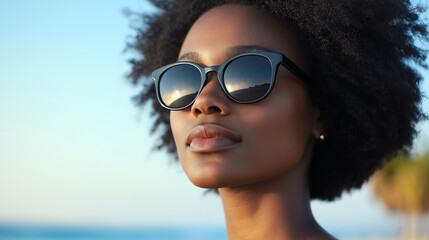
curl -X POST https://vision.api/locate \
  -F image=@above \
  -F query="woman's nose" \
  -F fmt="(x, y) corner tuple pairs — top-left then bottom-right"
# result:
(191, 73), (231, 118)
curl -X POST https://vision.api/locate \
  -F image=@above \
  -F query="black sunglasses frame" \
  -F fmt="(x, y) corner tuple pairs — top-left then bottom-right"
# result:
(151, 51), (313, 111)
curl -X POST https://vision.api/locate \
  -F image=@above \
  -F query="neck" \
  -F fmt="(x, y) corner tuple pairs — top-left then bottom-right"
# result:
(218, 149), (335, 240)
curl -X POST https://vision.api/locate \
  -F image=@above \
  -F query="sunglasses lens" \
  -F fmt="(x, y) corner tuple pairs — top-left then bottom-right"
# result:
(159, 64), (201, 109)
(223, 55), (272, 102)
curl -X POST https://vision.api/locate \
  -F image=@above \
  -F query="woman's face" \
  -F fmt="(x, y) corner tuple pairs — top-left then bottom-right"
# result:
(170, 4), (323, 189)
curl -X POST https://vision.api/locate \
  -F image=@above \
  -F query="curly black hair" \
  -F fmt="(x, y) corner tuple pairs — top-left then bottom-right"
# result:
(127, 0), (429, 201)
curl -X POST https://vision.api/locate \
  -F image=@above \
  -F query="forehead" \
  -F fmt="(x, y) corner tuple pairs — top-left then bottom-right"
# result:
(178, 4), (304, 66)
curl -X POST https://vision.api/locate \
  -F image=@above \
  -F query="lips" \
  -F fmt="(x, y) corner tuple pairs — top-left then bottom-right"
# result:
(186, 124), (242, 152)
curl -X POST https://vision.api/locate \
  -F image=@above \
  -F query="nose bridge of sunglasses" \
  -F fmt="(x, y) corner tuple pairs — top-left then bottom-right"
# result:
(202, 65), (221, 85)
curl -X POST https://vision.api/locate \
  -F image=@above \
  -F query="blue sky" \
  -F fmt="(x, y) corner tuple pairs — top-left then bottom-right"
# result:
(0, 0), (428, 236)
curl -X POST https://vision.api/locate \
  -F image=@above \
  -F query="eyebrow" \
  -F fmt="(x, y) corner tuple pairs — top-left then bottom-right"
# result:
(178, 45), (273, 62)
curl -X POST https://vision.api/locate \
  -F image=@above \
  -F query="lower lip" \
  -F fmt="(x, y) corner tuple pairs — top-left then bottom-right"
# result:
(188, 137), (240, 152)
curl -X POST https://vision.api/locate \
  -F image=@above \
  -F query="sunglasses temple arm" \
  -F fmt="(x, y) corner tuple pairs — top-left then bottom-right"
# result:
(281, 55), (314, 85)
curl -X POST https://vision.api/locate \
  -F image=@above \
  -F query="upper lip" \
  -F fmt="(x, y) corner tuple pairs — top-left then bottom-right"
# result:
(186, 124), (242, 145)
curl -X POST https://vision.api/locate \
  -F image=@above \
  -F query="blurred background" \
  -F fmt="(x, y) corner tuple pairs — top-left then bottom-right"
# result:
(0, 0), (428, 239)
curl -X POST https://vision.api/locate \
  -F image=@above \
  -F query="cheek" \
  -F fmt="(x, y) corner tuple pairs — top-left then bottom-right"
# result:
(170, 111), (207, 185)
(170, 111), (187, 159)
(170, 111), (179, 144)
(240, 84), (313, 177)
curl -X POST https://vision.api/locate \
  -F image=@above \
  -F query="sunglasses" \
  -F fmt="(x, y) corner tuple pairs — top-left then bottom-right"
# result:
(152, 51), (313, 110)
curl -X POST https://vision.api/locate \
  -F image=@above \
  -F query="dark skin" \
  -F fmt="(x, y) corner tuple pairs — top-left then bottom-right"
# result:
(170, 4), (336, 240)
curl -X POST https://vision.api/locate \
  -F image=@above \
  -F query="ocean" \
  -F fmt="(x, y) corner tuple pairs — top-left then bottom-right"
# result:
(0, 225), (227, 240)
(0, 224), (404, 240)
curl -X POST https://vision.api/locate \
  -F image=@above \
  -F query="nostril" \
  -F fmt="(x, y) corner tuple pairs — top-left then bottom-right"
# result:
(207, 106), (222, 114)
(194, 108), (202, 115)
(193, 106), (221, 116)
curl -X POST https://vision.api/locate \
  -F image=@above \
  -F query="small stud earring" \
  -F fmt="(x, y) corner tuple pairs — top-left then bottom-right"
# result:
(320, 134), (325, 140)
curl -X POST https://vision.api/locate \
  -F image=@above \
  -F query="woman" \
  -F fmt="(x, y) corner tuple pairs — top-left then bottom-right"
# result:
(128, 0), (428, 239)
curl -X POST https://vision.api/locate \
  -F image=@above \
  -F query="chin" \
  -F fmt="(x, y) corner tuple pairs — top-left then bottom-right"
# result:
(184, 165), (264, 190)
(191, 179), (226, 189)
(178, 149), (236, 188)
(185, 167), (231, 189)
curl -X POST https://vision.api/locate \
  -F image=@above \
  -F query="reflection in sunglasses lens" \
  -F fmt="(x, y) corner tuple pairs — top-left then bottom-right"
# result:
(160, 65), (201, 108)
(223, 56), (271, 102)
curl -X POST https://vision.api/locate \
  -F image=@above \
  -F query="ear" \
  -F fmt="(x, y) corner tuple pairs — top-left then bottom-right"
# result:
(311, 107), (325, 140)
